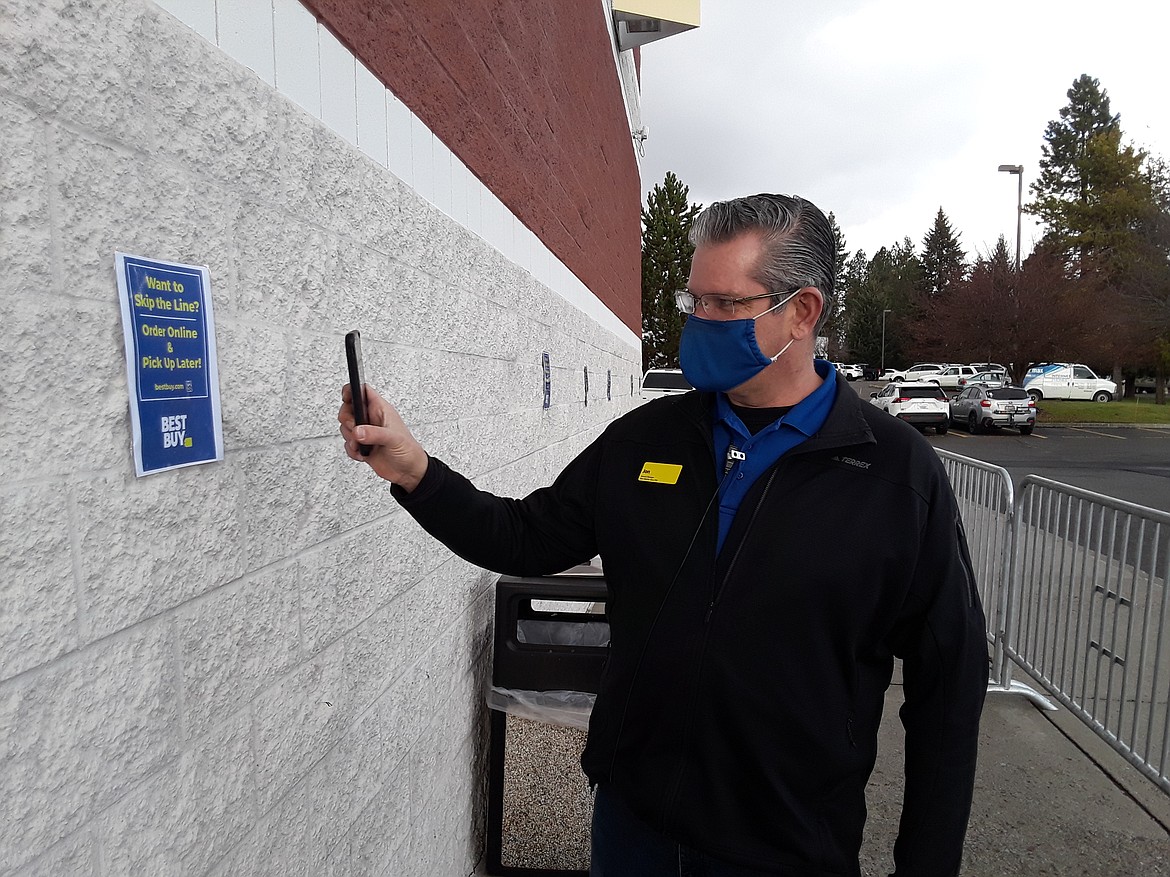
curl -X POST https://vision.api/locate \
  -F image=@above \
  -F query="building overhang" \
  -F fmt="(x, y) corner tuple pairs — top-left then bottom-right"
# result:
(612, 0), (699, 51)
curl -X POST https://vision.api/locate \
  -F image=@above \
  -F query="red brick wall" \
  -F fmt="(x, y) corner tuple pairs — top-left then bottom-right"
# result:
(303, 0), (642, 335)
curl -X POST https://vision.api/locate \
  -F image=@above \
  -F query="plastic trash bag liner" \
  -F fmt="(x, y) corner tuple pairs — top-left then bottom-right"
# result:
(488, 687), (596, 730)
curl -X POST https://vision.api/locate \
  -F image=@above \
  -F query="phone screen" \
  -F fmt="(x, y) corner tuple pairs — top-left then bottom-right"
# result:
(345, 330), (372, 456)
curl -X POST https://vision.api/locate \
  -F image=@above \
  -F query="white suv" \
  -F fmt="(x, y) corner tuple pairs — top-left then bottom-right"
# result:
(641, 368), (693, 399)
(887, 363), (947, 382)
(869, 382), (950, 433)
(1022, 363), (1117, 402)
(925, 365), (980, 390)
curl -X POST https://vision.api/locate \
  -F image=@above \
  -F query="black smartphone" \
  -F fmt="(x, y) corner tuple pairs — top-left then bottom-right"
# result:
(345, 330), (372, 456)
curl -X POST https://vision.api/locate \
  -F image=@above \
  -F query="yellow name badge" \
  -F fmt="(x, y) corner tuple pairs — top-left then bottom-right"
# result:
(638, 462), (683, 485)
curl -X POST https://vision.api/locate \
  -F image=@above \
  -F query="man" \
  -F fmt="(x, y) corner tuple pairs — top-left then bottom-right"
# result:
(339, 194), (987, 876)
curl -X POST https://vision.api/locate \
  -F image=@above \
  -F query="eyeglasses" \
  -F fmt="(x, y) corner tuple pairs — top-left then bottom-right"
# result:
(674, 287), (803, 317)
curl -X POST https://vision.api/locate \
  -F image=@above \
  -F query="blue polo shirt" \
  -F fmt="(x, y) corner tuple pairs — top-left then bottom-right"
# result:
(713, 359), (836, 554)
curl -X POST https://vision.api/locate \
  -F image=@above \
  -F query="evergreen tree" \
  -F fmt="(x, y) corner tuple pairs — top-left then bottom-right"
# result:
(641, 172), (700, 370)
(919, 208), (967, 296)
(986, 235), (1014, 285)
(840, 250), (871, 361)
(1107, 152), (1170, 399)
(843, 241), (921, 367)
(1028, 75), (1170, 394)
(1034, 73), (1132, 266)
(1028, 74), (1121, 256)
(1070, 127), (1159, 278)
(841, 248), (869, 296)
(822, 212), (849, 355)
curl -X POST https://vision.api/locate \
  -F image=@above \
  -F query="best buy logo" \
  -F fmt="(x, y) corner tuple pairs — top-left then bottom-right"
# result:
(161, 414), (193, 449)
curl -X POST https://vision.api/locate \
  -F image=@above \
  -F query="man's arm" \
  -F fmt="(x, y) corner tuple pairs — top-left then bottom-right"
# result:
(890, 469), (989, 877)
(338, 383), (599, 575)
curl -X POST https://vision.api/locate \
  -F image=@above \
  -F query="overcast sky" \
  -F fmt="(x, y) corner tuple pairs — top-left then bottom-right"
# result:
(637, 0), (1170, 265)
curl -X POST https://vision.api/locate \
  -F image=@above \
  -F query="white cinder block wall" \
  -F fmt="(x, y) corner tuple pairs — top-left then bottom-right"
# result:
(0, 0), (643, 874)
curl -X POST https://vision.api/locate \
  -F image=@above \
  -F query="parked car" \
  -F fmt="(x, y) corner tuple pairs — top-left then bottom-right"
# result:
(1022, 363), (1117, 402)
(886, 363), (947, 382)
(640, 368), (692, 399)
(950, 385), (1036, 435)
(834, 363), (864, 381)
(1134, 375), (1157, 394)
(923, 364), (980, 390)
(958, 370), (1010, 390)
(869, 382), (949, 433)
(856, 363), (879, 381)
(969, 362), (1008, 374)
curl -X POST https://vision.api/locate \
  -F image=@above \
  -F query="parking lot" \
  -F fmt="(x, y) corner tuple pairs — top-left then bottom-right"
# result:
(928, 425), (1170, 514)
(851, 379), (1170, 513)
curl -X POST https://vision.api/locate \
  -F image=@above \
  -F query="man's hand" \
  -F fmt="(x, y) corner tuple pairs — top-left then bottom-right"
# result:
(337, 383), (429, 491)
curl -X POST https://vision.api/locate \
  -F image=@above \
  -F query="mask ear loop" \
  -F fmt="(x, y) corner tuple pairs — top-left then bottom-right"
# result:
(757, 288), (802, 362)
(770, 337), (795, 362)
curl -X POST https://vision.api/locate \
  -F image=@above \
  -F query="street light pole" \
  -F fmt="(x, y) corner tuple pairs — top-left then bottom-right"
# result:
(881, 308), (892, 375)
(997, 164), (1023, 272)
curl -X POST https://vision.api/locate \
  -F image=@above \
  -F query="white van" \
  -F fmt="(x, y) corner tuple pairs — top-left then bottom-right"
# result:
(641, 368), (693, 399)
(1022, 363), (1117, 402)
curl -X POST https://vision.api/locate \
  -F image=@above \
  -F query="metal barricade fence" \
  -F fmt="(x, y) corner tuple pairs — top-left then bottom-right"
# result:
(938, 451), (1170, 794)
(936, 449), (1016, 687)
(1007, 476), (1170, 795)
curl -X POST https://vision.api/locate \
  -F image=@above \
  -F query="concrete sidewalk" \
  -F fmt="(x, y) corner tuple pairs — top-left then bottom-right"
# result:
(491, 677), (1170, 876)
(862, 680), (1170, 876)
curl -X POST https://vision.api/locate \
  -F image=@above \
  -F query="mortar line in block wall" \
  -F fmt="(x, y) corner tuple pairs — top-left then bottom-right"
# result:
(1, 823), (93, 877)
(294, 553), (306, 659)
(41, 113), (63, 302)
(244, 698), (262, 867)
(219, 592), (491, 840)
(289, 557), (455, 675)
(172, 611), (188, 742)
(327, 301), (639, 361)
(16, 83), (161, 169)
(198, 755), (317, 877)
(92, 824), (106, 876)
(0, 543), (319, 690)
(64, 482), (87, 656)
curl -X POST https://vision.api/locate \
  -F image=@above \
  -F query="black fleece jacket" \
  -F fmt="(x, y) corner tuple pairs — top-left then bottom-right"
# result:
(394, 380), (988, 877)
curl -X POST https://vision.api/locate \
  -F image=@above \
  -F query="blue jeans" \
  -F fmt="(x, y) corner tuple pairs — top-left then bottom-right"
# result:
(590, 785), (785, 877)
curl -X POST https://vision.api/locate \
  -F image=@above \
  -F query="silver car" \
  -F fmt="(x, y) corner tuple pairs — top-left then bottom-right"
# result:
(950, 385), (1036, 435)
(958, 370), (1011, 390)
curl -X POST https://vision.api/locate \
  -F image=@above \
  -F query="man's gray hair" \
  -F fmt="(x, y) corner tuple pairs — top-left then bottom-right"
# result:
(689, 194), (835, 336)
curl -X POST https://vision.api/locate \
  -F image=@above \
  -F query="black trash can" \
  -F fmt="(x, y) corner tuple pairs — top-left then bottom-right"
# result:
(486, 569), (609, 876)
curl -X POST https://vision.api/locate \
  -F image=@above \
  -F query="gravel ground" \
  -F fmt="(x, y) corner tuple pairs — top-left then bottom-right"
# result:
(500, 714), (592, 871)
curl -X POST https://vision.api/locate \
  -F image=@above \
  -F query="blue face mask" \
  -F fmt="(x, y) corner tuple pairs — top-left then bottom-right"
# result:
(679, 292), (798, 392)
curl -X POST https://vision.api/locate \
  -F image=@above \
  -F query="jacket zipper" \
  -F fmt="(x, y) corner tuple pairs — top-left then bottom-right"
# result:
(668, 465), (782, 823)
(706, 466), (780, 620)
(604, 408), (718, 785)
